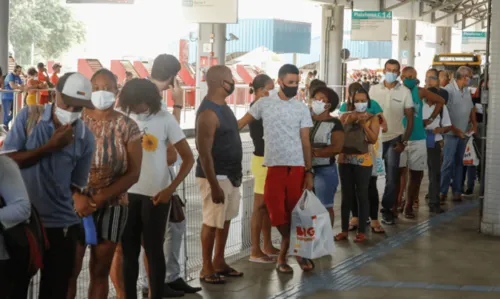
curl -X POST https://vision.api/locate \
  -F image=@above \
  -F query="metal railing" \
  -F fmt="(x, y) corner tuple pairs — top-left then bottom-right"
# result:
(27, 140), (261, 299)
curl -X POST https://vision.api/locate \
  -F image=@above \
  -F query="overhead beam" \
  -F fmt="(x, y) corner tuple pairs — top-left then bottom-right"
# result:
(384, 0), (414, 12)
(420, 0), (465, 17)
(455, 9), (488, 24)
(462, 15), (488, 29)
(433, 0), (488, 23)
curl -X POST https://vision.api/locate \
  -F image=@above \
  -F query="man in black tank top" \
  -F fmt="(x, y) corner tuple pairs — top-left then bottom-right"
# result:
(195, 65), (243, 284)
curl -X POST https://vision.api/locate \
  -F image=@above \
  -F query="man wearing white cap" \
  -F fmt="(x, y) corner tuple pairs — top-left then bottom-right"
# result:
(3, 72), (96, 299)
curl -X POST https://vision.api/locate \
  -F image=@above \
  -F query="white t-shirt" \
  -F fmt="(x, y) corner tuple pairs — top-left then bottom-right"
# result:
(423, 103), (452, 142)
(128, 110), (186, 197)
(369, 81), (414, 142)
(249, 92), (313, 167)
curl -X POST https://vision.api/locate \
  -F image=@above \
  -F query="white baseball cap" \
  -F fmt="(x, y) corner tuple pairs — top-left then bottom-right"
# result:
(56, 72), (94, 109)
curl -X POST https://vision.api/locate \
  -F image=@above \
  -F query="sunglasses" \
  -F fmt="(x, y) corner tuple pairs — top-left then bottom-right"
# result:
(427, 76), (438, 81)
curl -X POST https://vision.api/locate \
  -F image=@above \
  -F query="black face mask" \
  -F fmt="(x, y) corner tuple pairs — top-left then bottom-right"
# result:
(281, 83), (299, 98)
(223, 80), (235, 96)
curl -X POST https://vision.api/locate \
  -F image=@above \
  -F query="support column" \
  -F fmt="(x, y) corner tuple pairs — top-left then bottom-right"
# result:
(398, 19), (416, 67)
(195, 23), (227, 108)
(320, 5), (344, 96)
(435, 26), (452, 54)
(481, 1), (499, 236)
(0, 0), (9, 75)
(212, 23), (227, 65)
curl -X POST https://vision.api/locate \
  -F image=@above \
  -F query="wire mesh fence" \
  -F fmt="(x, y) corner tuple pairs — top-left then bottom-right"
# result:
(28, 140), (262, 299)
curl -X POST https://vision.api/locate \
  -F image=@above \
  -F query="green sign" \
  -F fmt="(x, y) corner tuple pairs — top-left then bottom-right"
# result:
(462, 32), (487, 38)
(352, 11), (392, 20)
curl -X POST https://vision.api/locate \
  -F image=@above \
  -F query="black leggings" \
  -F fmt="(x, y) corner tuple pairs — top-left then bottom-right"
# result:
(351, 176), (380, 221)
(121, 193), (169, 299)
(339, 164), (372, 233)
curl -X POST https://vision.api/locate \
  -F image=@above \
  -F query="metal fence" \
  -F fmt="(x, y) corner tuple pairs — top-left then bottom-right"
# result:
(27, 140), (260, 299)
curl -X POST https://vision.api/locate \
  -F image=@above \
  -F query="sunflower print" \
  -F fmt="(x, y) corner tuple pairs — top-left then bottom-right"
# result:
(141, 128), (159, 152)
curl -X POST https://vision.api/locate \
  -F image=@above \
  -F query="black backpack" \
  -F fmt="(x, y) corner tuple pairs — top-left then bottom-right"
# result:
(0, 196), (49, 277)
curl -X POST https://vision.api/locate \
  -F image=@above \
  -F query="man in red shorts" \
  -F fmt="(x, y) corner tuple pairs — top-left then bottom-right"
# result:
(238, 64), (314, 273)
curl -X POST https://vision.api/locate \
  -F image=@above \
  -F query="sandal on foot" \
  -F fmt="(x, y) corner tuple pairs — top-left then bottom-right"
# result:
(200, 273), (225, 284)
(297, 258), (315, 272)
(404, 209), (415, 219)
(334, 232), (348, 241)
(216, 267), (244, 278)
(276, 263), (294, 274)
(371, 225), (385, 234)
(249, 256), (276, 264)
(354, 233), (367, 243)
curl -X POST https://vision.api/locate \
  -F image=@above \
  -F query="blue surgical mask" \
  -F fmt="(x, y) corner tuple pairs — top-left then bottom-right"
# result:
(385, 72), (398, 84)
(403, 78), (417, 90)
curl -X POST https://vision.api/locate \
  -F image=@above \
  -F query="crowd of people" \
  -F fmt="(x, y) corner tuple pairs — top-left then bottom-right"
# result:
(0, 55), (483, 299)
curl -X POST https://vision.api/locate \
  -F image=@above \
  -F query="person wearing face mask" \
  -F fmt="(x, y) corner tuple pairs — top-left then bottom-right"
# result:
(3, 72), (96, 299)
(340, 83), (387, 234)
(66, 69), (142, 299)
(336, 89), (380, 243)
(238, 64), (315, 274)
(136, 54), (201, 297)
(397, 67), (445, 219)
(310, 87), (344, 227)
(368, 59), (414, 225)
(196, 65), (243, 283)
(2, 65), (25, 128)
(118, 79), (194, 299)
(246, 74), (281, 264)
(441, 66), (477, 202)
(423, 68), (452, 214)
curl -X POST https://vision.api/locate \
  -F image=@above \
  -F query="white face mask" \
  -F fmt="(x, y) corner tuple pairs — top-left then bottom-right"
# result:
(354, 102), (368, 113)
(311, 100), (327, 115)
(91, 91), (116, 110)
(130, 111), (151, 122)
(55, 106), (81, 125)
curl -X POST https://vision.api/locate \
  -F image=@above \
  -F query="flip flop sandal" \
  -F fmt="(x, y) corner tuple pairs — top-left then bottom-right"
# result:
(276, 263), (294, 274)
(216, 267), (244, 278)
(200, 273), (225, 284)
(371, 225), (385, 234)
(334, 232), (348, 241)
(249, 256), (276, 264)
(298, 258), (315, 272)
(404, 209), (416, 219)
(354, 233), (367, 243)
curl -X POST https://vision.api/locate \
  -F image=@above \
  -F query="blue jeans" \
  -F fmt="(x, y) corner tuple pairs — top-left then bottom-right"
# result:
(440, 135), (467, 196)
(313, 164), (339, 209)
(381, 136), (402, 216)
(1, 99), (13, 127)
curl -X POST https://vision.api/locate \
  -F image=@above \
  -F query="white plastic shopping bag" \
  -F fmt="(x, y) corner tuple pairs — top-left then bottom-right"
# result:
(370, 128), (385, 177)
(289, 190), (335, 259)
(463, 137), (480, 166)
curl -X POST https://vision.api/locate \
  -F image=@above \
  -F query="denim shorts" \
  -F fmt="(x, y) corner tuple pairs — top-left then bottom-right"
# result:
(313, 164), (339, 208)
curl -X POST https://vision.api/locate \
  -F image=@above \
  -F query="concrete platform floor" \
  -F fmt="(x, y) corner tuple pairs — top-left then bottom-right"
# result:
(181, 192), (500, 299)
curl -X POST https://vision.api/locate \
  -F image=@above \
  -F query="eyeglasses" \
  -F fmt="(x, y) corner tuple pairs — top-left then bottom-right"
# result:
(427, 76), (438, 81)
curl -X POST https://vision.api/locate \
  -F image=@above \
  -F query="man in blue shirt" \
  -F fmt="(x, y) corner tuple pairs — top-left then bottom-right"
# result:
(3, 72), (95, 299)
(2, 65), (24, 128)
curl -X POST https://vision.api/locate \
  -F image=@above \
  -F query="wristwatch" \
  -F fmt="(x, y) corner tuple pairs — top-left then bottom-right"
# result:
(402, 140), (408, 146)
(173, 104), (183, 109)
(305, 168), (315, 175)
(427, 117), (434, 123)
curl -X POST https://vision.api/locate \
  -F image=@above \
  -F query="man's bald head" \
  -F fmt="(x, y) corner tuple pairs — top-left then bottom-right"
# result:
(401, 66), (417, 80)
(206, 65), (235, 97)
(207, 65), (233, 87)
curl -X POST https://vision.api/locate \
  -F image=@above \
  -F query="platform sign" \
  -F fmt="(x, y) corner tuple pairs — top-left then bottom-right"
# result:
(182, 0), (238, 24)
(351, 11), (392, 41)
(67, 0), (134, 3)
(462, 31), (487, 52)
